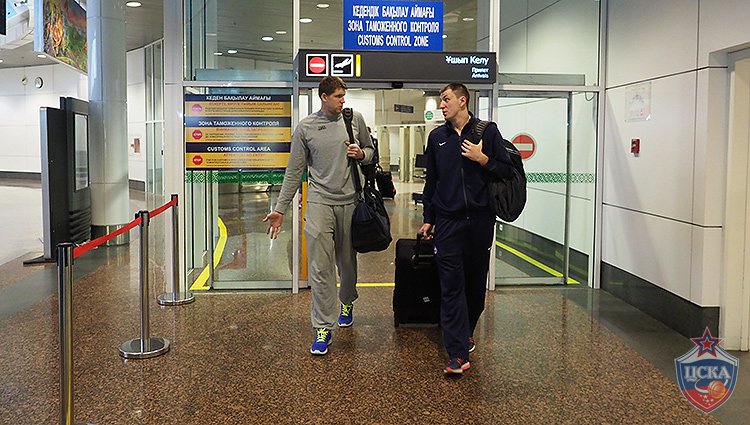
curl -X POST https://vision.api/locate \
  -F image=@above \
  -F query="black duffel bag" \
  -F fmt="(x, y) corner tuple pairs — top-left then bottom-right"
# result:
(351, 175), (392, 252)
(343, 108), (392, 253)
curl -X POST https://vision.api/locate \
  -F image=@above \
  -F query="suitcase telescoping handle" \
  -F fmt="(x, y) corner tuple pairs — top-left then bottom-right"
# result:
(412, 232), (433, 266)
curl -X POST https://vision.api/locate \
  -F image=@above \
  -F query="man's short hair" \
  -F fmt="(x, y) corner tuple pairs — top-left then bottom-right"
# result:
(319, 76), (347, 98)
(440, 83), (470, 106)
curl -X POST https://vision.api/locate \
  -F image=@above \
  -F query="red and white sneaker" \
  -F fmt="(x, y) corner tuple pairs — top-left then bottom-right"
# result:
(443, 357), (471, 375)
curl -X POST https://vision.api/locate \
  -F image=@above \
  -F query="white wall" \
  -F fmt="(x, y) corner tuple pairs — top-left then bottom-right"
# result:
(499, 0), (600, 85)
(603, 0), (750, 307)
(0, 49), (148, 184)
(0, 64), (87, 172)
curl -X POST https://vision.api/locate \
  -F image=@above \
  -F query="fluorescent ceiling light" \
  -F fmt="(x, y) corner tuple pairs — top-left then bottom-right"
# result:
(275, 30), (287, 35)
(299, 18), (313, 23)
(227, 49), (238, 54)
(262, 36), (274, 42)
(126, 1), (142, 7)
(316, 3), (330, 8)
(213, 52), (223, 56)
(0, 59), (4, 63)
(37, 54), (47, 58)
(462, 17), (474, 22)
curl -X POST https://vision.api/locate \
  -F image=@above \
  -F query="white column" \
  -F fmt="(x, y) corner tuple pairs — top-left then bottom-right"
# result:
(87, 0), (130, 243)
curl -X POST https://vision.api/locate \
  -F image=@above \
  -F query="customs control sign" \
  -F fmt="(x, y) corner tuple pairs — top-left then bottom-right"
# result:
(184, 94), (292, 170)
(298, 50), (496, 84)
(344, 0), (443, 51)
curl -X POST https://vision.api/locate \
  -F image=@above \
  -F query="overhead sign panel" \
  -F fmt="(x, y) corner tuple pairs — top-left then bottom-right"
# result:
(343, 0), (443, 51)
(298, 50), (496, 84)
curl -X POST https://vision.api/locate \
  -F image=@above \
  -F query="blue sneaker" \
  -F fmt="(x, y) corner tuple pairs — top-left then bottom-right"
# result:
(310, 328), (332, 355)
(338, 303), (353, 327)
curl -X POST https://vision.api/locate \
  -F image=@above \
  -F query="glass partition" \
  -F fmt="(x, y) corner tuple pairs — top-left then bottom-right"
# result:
(494, 90), (597, 286)
(184, 0), (294, 81)
(146, 41), (164, 195)
(184, 87), (296, 290)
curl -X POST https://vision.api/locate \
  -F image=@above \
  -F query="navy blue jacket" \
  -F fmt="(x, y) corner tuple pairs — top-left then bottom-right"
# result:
(422, 115), (513, 224)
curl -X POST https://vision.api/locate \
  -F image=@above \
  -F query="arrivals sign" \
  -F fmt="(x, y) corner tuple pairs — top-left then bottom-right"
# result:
(343, 0), (443, 51)
(299, 50), (496, 84)
(184, 94), (292, 170)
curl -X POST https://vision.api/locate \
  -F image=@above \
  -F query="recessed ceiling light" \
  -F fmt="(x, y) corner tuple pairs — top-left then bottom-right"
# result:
(462, 17), (475, 22)
(37, 54), (47, 58)
(442, 34), (447, 39)
(275, 30), (287, 35)
(213, 52), (223, 56)
(316, 3), (330, 8)
(126, 1), (142, 7)
(262, 36), (274, 42)
(227, 49), (238, 54)
(0, 59), (4, 63)
(299, 18), (313, 24)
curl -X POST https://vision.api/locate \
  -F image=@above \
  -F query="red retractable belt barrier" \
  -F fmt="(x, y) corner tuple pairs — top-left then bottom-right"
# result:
(72, 197), (178, 259)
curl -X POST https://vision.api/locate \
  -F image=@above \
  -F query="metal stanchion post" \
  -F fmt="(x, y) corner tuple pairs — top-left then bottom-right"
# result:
(57, 243), (94, 425)
(158, 194), (195, 306)
(207, 176), (216, 288)
(120, 211), (170, 359)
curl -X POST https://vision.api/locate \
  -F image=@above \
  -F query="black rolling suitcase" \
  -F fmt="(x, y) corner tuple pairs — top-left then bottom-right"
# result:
(393, 234), (441, 326)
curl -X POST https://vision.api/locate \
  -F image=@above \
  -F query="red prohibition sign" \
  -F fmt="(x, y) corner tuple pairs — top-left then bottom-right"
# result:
(511, 133), (536, 160)
(192, 129), (203, 140)
(308, 56), (326, 74)
(192, 155), (204, 166)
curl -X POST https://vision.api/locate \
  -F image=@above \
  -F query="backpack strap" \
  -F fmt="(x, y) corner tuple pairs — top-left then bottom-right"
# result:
(472, 119), (489, 144)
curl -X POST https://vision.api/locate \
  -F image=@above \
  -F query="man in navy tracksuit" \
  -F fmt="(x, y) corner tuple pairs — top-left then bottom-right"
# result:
(419, 83), (513, 375)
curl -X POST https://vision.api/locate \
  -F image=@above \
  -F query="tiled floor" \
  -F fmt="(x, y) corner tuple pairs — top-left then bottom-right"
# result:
(0, 179), (747, 424)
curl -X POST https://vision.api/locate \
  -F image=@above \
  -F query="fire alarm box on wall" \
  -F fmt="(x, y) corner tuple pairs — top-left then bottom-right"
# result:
(631, 138), (640, 156)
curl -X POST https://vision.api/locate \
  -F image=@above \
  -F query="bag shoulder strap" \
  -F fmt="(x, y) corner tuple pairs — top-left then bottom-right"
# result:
(342, 108), (363, 194)
(472, 119), (490, 144)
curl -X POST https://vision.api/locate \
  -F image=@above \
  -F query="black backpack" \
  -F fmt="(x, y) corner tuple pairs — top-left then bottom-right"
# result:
(472, 120), (527, 222)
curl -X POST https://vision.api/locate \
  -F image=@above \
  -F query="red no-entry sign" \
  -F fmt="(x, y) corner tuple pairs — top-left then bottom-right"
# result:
(512, 134), (536, 160)
(307, 55), (328, 76)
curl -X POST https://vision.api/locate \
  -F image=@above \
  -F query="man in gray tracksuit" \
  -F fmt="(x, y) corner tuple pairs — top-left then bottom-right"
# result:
(263, 76), (375, 355)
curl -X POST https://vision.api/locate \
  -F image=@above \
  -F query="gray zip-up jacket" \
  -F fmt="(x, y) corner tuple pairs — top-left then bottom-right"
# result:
(275, 109), (374, 214)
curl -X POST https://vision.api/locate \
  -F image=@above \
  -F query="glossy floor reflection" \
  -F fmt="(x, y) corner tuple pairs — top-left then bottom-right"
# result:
(0, 180), (747, 424)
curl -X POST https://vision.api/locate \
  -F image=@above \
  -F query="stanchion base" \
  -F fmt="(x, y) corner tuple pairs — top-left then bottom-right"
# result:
(157, 292), (196, 306)
(119, 337), (170, 359)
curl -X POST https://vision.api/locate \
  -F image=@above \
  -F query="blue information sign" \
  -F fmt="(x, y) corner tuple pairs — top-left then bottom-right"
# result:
(343, 0), (443, 51)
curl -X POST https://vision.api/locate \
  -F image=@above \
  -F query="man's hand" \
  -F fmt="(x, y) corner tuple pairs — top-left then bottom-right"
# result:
(419, 223), (433, 240)
(461, 138), (488, 165)
(346, 142), (365, 160)
(263, 211), (284, 239)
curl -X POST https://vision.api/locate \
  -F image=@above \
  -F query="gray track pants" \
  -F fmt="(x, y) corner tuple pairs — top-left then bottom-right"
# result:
(304, 202), (358, 329)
